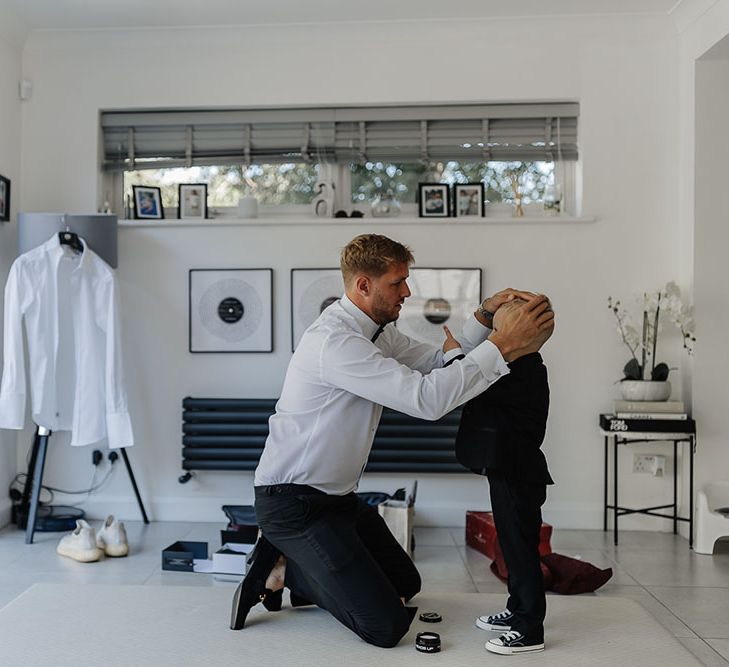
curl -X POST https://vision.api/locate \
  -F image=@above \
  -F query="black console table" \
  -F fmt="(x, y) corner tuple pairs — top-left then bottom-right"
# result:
(600, 414), (696, 548)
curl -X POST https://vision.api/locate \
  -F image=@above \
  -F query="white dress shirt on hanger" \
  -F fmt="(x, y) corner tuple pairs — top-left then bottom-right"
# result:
(0, 233), (134, 448)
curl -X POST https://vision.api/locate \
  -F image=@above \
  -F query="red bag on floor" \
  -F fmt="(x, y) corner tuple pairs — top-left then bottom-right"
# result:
(541, 553), (613, 594)
(488, 546), (612, 594)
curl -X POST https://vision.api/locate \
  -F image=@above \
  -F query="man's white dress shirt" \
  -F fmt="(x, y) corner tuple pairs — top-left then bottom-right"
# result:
(254, 294), (509, 494)
(0, 234), (134, 448)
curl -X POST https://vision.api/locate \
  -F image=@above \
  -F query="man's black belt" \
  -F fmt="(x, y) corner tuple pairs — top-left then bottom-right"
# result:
(255, 484), (326, 497)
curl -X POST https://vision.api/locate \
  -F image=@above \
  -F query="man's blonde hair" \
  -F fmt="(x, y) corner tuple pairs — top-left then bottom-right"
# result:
(340, 234), (414, 286)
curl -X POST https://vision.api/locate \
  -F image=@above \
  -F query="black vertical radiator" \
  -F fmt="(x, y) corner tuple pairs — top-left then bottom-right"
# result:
(180, 397), (466, 481)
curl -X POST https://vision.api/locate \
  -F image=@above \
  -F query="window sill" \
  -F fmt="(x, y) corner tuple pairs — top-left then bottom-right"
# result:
(119, 215), (596, 228)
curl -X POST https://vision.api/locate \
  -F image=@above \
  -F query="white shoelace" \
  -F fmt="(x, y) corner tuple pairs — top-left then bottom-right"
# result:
(491, 610), (512, 621)
(500, 631), (523, 643)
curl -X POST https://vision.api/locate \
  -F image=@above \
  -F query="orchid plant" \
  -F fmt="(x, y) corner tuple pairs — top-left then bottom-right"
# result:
(607, 281), (696, 382)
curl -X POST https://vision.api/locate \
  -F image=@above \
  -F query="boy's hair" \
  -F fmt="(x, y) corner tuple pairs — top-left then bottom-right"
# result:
(340, 234), (414, 286)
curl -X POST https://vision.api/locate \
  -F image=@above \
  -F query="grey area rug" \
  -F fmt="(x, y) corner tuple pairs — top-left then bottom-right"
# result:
(0, 584), (700, 666)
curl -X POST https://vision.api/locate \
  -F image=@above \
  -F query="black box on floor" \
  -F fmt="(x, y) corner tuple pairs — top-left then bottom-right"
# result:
(221, 526), (257, 545)
(161, 541), (208, 572)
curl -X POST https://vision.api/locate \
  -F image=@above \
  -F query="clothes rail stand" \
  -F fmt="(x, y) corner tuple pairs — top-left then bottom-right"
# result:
(21, 425), (149, 544)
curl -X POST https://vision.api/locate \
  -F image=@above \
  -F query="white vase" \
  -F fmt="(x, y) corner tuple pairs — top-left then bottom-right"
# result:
(619, 380), (671, 401)
(237, 196), (258, 219)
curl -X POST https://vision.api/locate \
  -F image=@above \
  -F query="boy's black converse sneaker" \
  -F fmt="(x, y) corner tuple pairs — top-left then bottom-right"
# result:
(475, 609), (513, 631)
(486, 630), (545, 655)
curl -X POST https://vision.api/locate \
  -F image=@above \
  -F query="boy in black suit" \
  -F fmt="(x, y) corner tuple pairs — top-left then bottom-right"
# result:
(455, 298), (554, 655)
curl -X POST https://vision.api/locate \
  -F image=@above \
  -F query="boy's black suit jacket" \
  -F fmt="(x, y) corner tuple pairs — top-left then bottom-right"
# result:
(455, 352), (553, 484)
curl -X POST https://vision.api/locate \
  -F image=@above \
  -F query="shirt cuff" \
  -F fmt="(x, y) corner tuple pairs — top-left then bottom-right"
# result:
(106, 411), (135, 448)
(467, 339), (510, 383)
(442, 347), (464, 365)
(463, 313), (491, 341)
(0, 393), (26, 429)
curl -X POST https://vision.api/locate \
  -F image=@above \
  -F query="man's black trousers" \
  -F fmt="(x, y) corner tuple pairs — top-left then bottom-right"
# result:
(255, 485), (421, 648)
(487, 472), (547, 642)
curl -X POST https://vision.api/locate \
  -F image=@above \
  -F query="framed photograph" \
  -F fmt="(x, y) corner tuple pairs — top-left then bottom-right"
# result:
(418, 183), (450, 218)
(189, 269), (273, 353)
(132, 185), (164, 220)
(396, 268), (482, 346)
(178, 183), (208, 220)
(454, 183), (485, 218)
(291, 268), (343, 351)
(0, 175), (10, 222)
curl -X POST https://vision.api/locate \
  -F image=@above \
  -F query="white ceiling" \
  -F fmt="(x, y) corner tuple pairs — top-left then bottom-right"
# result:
(1, 0), (682, 31)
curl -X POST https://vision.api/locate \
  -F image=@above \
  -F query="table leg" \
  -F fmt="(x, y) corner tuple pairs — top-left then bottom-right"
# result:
(689, 436), (695, 549)
(613, 435), (619, 546)
(673, 439), (678, 534)
(603, 435), (608, 532)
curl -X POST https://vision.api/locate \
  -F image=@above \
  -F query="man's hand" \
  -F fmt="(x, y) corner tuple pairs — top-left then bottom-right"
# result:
(442, 325), (461, 354)
(476, 288), (537, 327)
(487, 294), (555, 361)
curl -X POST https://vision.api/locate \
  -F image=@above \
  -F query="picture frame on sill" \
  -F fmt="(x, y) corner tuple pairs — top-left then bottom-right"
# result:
(454, 183), (485, 218)
(0, 174), (10, 222)
(133, 185), (164, 219)
(178, 183), (208, 220)
(418, 183), (450, 218)
(291, 268), (343, 351)
(396, 267), (482, 346)
(189, 268), (273, 353)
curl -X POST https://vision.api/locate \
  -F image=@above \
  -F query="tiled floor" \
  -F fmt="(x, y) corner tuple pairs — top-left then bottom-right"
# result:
(0, 522), (727, 665)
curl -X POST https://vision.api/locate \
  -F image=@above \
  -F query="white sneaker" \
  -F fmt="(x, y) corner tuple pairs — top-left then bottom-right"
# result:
(96, 515), (129, 557)
(57, 520), (102, 562)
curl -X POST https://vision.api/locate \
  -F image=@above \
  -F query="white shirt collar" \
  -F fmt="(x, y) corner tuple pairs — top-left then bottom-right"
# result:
(44, 232), (89, 271)
(339, 293), (382, 340)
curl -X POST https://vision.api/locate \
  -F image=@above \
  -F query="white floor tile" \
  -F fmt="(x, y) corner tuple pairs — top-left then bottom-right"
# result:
(706, 639), (729, 663)
(649, 587), (729, 639)
(677, 638), (729, 666)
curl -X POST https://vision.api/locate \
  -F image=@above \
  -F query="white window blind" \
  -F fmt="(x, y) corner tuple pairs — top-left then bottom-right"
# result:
(101, 103), (578, 171)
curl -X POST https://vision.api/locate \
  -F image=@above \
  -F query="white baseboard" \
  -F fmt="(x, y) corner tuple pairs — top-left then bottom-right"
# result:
(0, 497), (12, 529)
(72, 493), (613, 530)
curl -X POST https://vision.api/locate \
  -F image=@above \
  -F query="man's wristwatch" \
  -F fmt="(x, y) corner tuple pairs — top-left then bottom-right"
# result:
(477, 304), (495, 322)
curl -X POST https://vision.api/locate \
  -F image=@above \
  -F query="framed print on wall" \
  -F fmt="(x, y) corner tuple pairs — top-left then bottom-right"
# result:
(133, 185), (164, 219)
(178, 183), (208, 220)
(396, 268), (482, 346)
(454, 183), (485, 218)
(0, 175), (10, 222)
(418, 183), (450, 218)
(291, 268), (343, 351)
(189, 268), (273, 353)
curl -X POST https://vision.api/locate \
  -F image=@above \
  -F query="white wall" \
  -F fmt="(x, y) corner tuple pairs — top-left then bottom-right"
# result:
(0, 27), (22, 526)
(677, 1), (729, 499)
(15, 15), (688, 528)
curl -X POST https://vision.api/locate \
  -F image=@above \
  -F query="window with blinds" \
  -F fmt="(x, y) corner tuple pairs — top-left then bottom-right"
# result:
(101, 103), (578, 171)
(101, 103), (579, 214)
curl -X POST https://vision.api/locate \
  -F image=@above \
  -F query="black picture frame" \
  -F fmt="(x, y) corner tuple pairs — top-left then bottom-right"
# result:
(290, 268), (343, 351)
(0, 174), (10, 222)
(178, 183), (208, 220)
(132, 185), (164, 220)
(418, 183), (450, 218)
(189, 268), (273, 353)
(453, 183), (485, 218)
(396, 267), (483, 345)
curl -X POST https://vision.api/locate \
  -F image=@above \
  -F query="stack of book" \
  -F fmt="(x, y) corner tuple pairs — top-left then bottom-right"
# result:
(600, 400), (694, 432)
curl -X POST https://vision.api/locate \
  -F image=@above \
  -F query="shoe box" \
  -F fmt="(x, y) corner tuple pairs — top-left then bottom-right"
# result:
(162, 529), (255, 575)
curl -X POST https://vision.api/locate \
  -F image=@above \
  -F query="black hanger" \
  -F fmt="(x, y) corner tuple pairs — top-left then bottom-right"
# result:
(59, 231), (84, 254)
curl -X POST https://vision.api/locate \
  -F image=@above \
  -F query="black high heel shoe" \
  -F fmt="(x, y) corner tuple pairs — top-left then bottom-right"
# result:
(230, 536), (282, 630)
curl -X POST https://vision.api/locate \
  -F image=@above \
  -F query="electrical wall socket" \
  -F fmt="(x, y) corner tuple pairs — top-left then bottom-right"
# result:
(633, 454), (654, 473)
